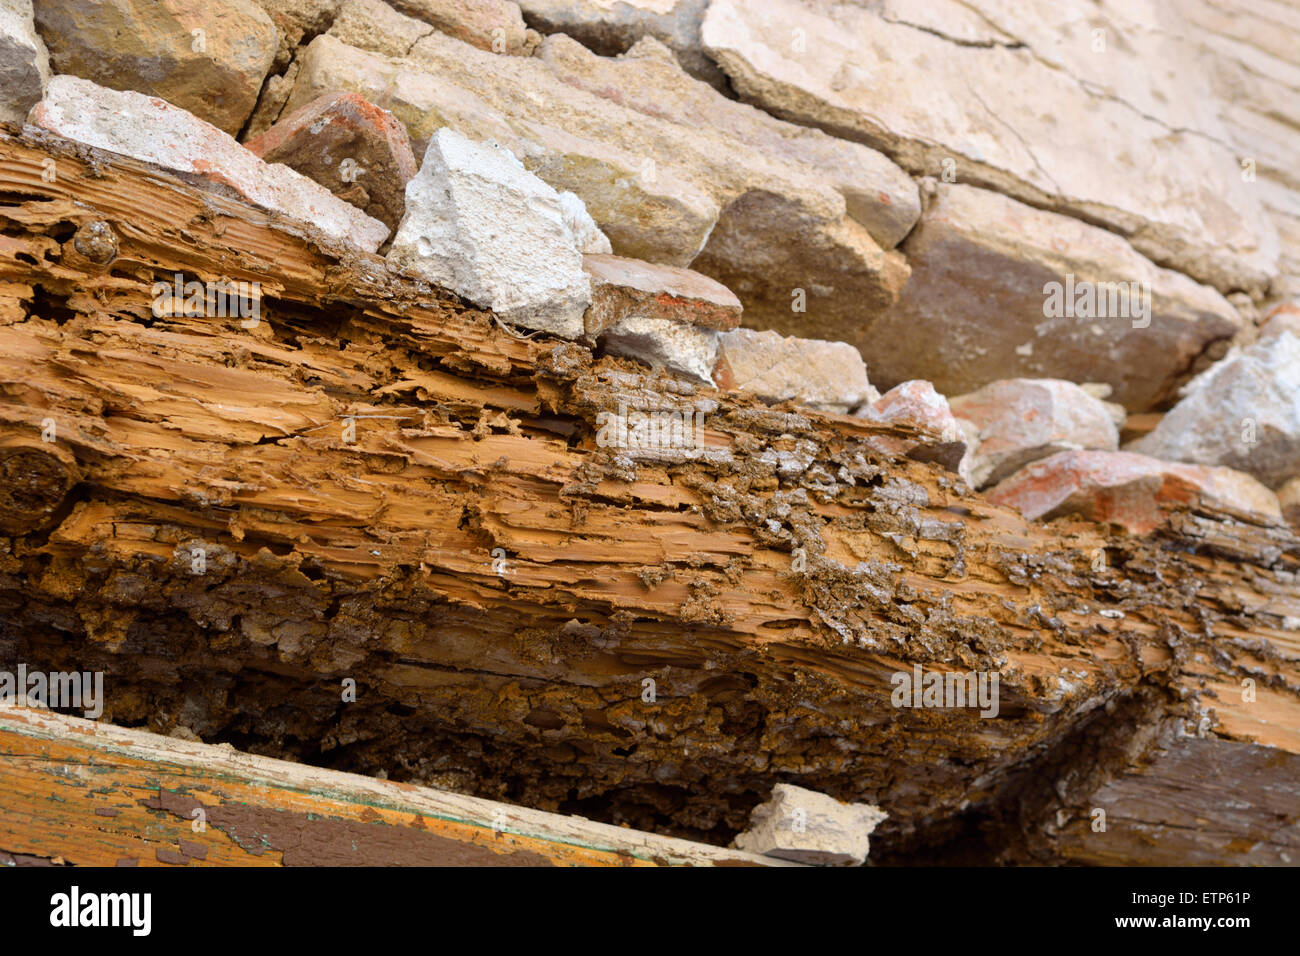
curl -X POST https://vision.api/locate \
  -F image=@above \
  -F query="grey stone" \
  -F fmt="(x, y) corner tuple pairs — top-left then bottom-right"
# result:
(1128, 331), (1300, 489)
(0, 0), (48, 126)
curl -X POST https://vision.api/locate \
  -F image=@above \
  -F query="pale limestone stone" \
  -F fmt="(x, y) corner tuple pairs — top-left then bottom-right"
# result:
(600, 314), (718, 384)
(558, 191), (612, 255)
(387, 127), (589, 338)
(701, 0), (1279, 297)
(1167, 0), (1300, 286)
(329, 0), (431, 56)
(733, 783), (887, 866)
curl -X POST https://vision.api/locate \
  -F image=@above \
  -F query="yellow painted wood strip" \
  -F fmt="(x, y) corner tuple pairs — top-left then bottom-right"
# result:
(0, 706), (783, 867)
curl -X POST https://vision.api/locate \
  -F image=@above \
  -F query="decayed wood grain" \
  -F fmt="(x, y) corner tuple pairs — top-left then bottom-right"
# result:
(1053, 735), (1300, 866)
(0, 126), (1297, 862)
(0, 705), (783, 866)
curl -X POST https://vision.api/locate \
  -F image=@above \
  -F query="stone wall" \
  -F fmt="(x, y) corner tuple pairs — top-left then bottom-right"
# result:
(6, 0), (1299, 513)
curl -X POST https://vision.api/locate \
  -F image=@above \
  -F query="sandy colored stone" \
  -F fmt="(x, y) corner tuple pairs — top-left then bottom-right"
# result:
(714, 328), (874, 413)
(986, 450), (1281, 534)
(241, 59), (299, 141)
(250, 0), (340, 67)
(387, 0), (531, 54)
(387, 127), (589, 338)
(733, 783), (886, 866)
(582, 253), (741, 337)
(690, 191), (909, 346)
(329, 0), (431, 56)
(1279, 477), (1300, 528)
(514, 121), (722, 269)
(0, 0), (48, 126)
(863, 182), (1243, 413)
(519, 0), (722, 86)
(701, 0), (1278, 297)
(950, 379), (1120, 489)
(536, 32), (919, 251)
(29, 76), (388, 252)
(245, 91), (417, 235)
(1128, 331), (1300, 489)
(33, 0), (278, 135)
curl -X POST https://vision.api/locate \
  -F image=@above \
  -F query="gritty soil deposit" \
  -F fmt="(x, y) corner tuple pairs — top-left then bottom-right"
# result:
(0, 0), (1297, 868)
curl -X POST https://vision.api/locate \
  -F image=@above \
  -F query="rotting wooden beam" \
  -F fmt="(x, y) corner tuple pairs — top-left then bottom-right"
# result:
(0, 705), (787, 866)
(0, 126), (1298, 862)
(1053, 735), (1300, 866)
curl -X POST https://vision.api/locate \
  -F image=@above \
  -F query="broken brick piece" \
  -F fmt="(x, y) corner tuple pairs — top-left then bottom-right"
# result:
(986, 449), (1281, 534)
(245, 91), (418, 236)
(857, 380), (973, 481)
(582, 253), (742, 336)
(949, 378), (1119, 488)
